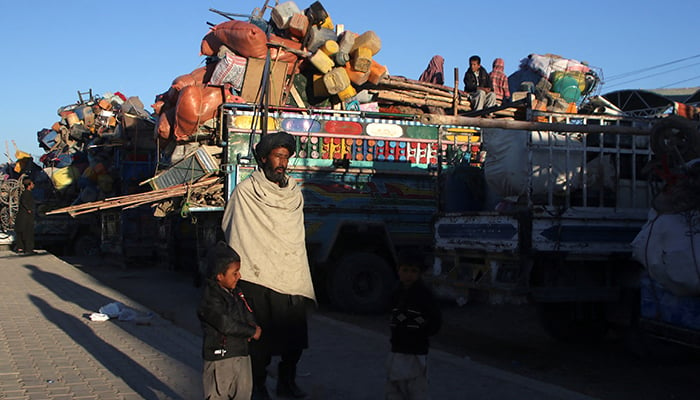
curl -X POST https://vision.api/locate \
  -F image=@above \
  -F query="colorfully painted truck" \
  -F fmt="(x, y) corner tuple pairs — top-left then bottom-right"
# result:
(186, 103), (478, 313)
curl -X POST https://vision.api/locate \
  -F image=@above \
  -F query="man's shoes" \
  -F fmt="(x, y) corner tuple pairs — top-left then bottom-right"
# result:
(276, 381), (307, 399)
(22, 250), (37, 256)
(251, 385), (272, 400)
(277, 363), (307, 398)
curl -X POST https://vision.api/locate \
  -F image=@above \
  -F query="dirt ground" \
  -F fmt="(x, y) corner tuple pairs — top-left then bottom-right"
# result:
(65, 256), (700, 400)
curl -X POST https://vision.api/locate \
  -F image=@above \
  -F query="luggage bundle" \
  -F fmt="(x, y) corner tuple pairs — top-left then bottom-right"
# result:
(8, 90), (157, 214)
(151, 1), (398, 145)
(508, 53), (601, 115)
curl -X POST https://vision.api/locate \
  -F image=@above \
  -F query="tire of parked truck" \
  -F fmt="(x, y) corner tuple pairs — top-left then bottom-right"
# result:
(327, 252), (395, 314)
(537, 301), (609, 342)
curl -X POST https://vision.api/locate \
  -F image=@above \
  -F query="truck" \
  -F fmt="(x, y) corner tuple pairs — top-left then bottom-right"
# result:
(43, 4), (699, 331)
(427, 110), (700, 345)
(0, 168), (101, 256)
(181, 102), (477, 313)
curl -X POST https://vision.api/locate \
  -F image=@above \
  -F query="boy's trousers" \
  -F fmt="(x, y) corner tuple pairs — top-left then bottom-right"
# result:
(203, 355), (253, 400)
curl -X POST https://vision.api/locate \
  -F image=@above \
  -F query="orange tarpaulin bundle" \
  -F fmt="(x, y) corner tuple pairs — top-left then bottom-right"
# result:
(171, 65), (216, 93)
(155, 65), (217, 115)
(157, 108), (175, 140)
(201, 20), (268, 58)
(174, 84), (224, 140)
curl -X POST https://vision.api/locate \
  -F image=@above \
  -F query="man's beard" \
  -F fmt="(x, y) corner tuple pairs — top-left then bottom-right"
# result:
(262, 163), (288, 187)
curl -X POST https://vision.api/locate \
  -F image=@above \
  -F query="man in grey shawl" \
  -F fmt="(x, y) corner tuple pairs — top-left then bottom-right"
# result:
(221, 131), (316, 400)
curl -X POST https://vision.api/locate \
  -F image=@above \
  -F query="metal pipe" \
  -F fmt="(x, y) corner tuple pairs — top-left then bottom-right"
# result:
(420, 114), (651, 135)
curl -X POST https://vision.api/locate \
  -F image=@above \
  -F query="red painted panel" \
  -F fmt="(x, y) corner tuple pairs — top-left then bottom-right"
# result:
(324, 120), (363, 135)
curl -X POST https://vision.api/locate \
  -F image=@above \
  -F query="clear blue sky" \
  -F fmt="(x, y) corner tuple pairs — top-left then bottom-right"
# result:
(1, 0), (698, 159)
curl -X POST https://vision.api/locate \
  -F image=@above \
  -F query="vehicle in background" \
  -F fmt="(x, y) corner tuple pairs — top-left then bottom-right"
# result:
(430, 111), (700, 346)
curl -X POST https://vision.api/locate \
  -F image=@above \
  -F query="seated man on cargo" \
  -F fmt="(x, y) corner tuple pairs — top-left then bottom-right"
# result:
(463, 55), (497, 112)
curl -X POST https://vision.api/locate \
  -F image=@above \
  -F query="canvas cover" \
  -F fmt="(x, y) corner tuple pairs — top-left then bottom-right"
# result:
(482, 128), (584, 199)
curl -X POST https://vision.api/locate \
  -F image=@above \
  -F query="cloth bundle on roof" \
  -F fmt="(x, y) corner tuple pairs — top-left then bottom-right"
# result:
(171, 66), (215, 92)
(200, 19), (269, 58)
(525, 53), (590, 78)
(174, 84), (224, 140)
(156, 108), (175, 140)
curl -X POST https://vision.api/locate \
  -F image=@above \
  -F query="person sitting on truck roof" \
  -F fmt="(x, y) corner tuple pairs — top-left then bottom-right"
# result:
(463, 55), (497, 112)
(490, 58), (510, 105)
(419, 55), (445, 85)
(386, 249), (442, 400)
(221, 131), (315, 400)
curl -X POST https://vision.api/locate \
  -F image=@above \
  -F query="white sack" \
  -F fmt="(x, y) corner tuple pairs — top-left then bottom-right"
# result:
(632, 209), (700, 296)
(482, 128), (583, 199)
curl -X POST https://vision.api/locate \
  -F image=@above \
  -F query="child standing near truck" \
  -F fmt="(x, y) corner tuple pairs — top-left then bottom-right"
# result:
(386, 250), (442, 400)
(198, 242), (262, 400)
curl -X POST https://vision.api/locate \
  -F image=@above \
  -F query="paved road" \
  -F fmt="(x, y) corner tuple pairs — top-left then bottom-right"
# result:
(0, 250), (598, 399)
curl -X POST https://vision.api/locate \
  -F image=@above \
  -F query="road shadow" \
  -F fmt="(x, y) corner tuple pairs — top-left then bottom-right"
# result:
(29, 294), (183, 399)
(23, 263), (201, 373)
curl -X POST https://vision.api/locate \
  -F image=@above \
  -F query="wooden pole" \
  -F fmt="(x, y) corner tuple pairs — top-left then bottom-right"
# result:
(370, 90), (471, 112)
(378, 77), (461, 98)
(453, 67), (459, 116)
(420, 114), (652, 135)
(256, 0), (271, 18)
(373, 89), (469, 107)
(380, 75), (460, 93)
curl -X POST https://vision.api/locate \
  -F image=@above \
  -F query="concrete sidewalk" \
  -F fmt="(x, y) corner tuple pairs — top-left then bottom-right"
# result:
(0, 250), (597, 399)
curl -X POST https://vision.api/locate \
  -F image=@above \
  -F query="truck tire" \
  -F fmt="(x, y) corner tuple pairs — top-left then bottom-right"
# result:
(328, 252), (395, 313)
(537, 302), (609, 342)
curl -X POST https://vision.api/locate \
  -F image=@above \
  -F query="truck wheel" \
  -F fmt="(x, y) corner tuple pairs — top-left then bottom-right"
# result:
(328, 252), (395, 313)
(73, 234), (101, 257)
(537, 302), (609, 342)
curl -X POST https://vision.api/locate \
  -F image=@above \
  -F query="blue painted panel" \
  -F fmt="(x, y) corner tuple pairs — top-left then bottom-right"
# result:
(281, 118), (321, 133)
(437, 223), (517, 240)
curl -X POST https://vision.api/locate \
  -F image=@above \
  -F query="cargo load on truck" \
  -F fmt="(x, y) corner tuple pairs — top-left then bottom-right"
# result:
(150, 1), (477, 147)
(1, 89), (157, 255)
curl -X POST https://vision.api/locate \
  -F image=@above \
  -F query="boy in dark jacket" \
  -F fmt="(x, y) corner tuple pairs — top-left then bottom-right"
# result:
(386, 250), (442, 400)
(198, 242), (262, 400)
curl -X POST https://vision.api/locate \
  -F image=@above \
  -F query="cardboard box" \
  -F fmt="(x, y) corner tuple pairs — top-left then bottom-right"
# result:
(240, 58), (289, 106)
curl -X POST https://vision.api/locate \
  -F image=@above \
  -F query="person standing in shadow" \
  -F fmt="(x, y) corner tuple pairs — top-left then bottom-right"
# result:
(14, 177), (36, 255)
